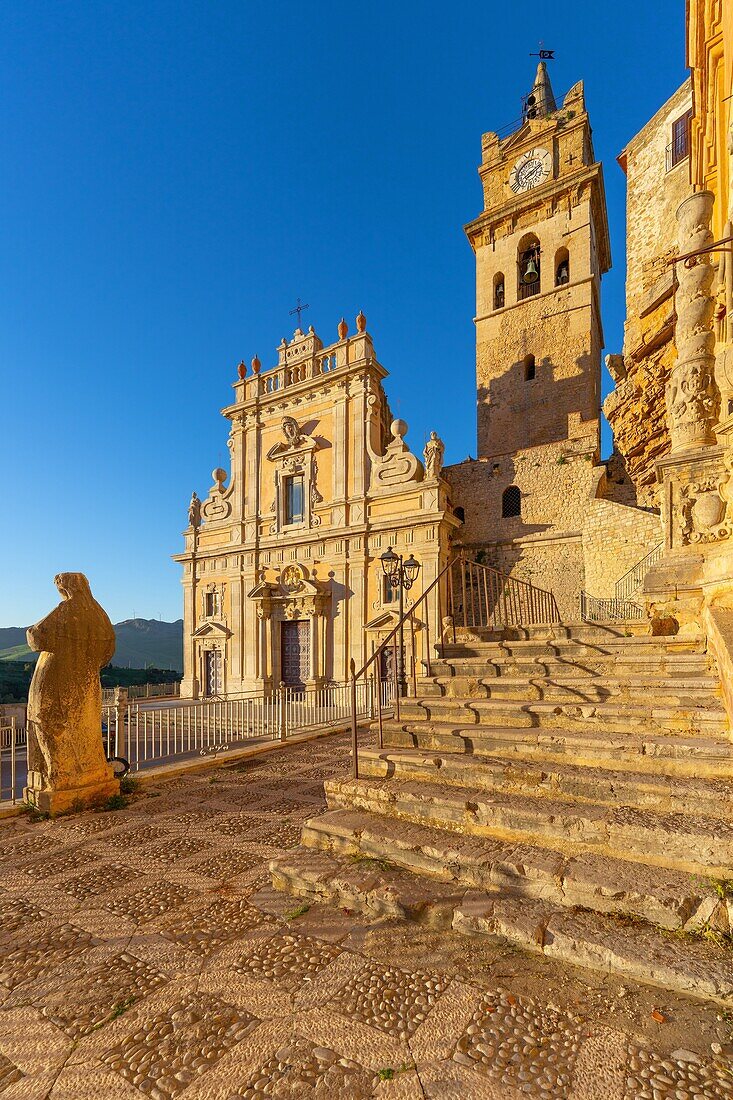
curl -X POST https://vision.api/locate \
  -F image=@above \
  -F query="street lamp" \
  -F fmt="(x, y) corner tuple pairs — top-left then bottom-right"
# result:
(380, 546), (421, 695)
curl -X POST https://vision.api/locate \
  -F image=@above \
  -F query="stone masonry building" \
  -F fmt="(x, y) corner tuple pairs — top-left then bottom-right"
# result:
(444, 63), (661, 616)
(174, 321), (457, 698)
(176, 62), (665, 695)
(604, 80), (694, 509)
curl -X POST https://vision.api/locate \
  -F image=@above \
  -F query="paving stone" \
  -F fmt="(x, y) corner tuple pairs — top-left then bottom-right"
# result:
(61, 863), (146, 901)
(188, 849), (259, 880)
(0, 1052), (23, 1093)
(234, 933), (341, 990)
(452, 989), (582, 1096)
(0, 923), (98, 991)
(229, 1033), (376, 1098)
(161, 898), (272, 955)
(0, 833), (59, 860)
(622, 1042), (733, 1099)
(141, 836), (213, 866)
(101, 992), (258, 1098)
(104, 881), (195, 924)
(329, 960), (449, 1039)
(19, 846), (99, 878)
(99, 824), (171, 852)
(42, 951), (169, 1039)
(0, 896), (48, 937)
(213, 814), (263, 838)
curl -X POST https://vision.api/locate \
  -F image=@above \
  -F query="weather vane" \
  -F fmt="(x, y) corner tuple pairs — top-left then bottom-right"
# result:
(530, 41), (555, 60)
(289, 297), (310, 328)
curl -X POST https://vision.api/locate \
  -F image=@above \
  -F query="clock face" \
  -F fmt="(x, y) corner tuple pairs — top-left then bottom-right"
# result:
(508, 147), (552, 194)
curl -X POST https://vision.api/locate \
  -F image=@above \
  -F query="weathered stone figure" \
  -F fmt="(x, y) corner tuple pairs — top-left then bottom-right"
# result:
(24, 573), (119, 814)
(188, 491), (201, 529)
(423, 431), (445, 479)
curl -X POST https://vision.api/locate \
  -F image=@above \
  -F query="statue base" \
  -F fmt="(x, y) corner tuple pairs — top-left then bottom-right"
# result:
(23, 771), (120, 816)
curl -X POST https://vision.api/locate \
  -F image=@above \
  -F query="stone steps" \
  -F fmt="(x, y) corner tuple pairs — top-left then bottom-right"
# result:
(380, 721), (733, 776)
(297, 807), (724, 929)
(439, 637), (707, 659)
(271, 622), (733, 1004)
(357, 747), (733, 819)
(396, 696), (728, 736)
(323, 776), (733, 871)
(270, 846), (733, 1005)
(418, 674), (720, 705)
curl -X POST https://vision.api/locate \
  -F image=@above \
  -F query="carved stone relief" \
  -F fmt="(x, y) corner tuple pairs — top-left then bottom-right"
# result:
(667, 191), (720, 450)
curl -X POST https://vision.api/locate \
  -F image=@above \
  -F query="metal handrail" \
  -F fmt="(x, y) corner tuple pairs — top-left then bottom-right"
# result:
(580, 591), (646, 623)
(454, 557), (561, 630)
(614, 542), (663, 603)
(348, 553), (561, 778)
(349, 555), (457, 778)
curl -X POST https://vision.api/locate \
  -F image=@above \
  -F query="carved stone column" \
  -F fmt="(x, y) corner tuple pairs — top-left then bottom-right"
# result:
(666, 191), (719, 452)
(644, 191), (728, 631)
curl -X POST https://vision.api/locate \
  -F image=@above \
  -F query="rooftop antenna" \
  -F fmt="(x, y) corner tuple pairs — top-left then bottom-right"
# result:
(289, 297), (310, 329)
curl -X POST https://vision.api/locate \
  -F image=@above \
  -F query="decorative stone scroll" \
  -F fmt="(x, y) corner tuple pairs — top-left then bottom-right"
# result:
(370, 419), (423, 494)
(201, 468), (233, 523)
(667, 191), (720, 451)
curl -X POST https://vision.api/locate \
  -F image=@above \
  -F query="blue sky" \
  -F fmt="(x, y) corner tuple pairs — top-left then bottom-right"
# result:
(1, 1), (688, 626)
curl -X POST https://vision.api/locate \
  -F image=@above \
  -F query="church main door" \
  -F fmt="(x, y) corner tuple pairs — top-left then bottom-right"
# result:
(204, 648), (223, 696)
(281, 620), (310, 688)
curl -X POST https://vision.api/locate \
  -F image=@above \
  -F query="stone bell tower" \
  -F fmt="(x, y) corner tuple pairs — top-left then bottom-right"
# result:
(445, 63), (616, 618)
(465, 62), (611, 461)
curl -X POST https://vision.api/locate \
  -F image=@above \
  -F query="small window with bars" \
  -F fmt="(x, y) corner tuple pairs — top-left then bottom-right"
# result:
(667, 110), (692, 170)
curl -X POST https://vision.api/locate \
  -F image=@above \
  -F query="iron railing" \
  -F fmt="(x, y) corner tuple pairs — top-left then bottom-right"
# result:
(580, 591), (646, 623)
(0, 720), (23, 806)
(451, 556), (560, 631)
(102, 681), (181, 706)
(348, 554), (561, 778)
(0, 681), (391, 806)
(614, 542), (663, 603)
(103, 679), (385, 774)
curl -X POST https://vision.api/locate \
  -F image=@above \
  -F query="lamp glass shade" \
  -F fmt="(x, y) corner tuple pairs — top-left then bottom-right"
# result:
(402, 554), (420, 587)
(380, 546), (399, 578)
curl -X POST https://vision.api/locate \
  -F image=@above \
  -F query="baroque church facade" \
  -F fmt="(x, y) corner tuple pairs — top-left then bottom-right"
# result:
(175, 62), (660, 698)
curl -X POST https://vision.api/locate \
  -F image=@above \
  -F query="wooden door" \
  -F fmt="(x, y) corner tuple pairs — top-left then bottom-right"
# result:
(281, 620), (310, 688)
(204, 649), (223, 696)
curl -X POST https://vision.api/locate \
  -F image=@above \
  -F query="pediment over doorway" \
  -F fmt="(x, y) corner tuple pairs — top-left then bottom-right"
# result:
(191, 620), (232, 640)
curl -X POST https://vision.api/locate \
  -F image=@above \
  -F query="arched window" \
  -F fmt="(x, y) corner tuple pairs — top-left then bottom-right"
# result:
(502, 486), (521, 518)
(454, 506), (465, 524)
(493, 273), (505, 310)
(555, 247), (570, 286)
(523, 354), (536, 381)
(517, 234), (541, 300)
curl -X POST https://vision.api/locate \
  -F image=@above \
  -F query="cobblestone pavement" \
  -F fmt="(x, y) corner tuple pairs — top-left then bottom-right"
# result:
(0, 732), (730, 1099)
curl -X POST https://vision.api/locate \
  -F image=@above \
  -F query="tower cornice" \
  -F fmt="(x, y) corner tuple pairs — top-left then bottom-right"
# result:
(464, 160), (611, 274)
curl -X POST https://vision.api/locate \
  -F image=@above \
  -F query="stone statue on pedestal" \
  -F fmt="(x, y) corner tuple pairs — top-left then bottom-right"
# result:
(188, 491), (202, 529)
(423, 431), (445, 479)
(24, 573), (119, 815)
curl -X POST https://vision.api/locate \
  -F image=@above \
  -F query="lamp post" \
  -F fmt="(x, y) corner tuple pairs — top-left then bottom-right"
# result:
(380, 546), (421, 696)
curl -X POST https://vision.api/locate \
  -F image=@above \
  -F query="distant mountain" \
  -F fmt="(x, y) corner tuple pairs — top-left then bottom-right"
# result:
(112, 619), (183, 672)
(0, 618), (184, 673)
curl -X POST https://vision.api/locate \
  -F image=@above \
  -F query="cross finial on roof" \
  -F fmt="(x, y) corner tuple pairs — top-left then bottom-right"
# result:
(289, 298), (310, 328)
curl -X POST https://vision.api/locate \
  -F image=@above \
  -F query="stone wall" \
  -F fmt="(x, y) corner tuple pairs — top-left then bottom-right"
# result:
(603, 81), (693, 509)
(446, 443), (602, 620)
(582, 497), (663, 600)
